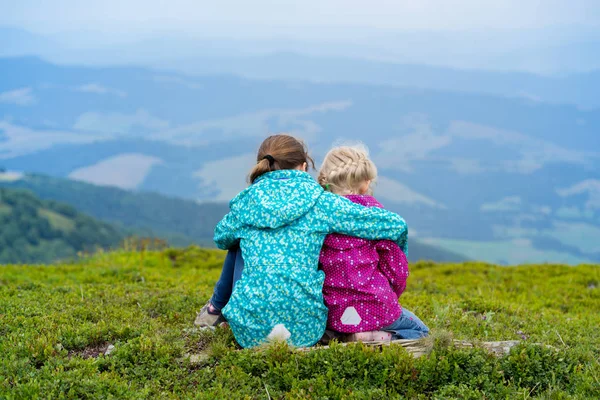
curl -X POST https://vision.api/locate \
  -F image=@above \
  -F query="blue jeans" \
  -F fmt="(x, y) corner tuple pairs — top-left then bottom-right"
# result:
(210, 247), (245, 311)
(383, 309), (429, 339)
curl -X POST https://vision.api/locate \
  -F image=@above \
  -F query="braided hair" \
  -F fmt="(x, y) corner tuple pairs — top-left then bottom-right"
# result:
(318, 144), (377, 195)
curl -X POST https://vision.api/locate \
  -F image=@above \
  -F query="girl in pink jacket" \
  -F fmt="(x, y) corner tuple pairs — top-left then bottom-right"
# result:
(318, 145), (429, 342)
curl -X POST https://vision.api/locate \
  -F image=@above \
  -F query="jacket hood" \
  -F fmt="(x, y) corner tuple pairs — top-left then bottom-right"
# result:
(229, 170), (324, 229)
(323, 195), (383, 250)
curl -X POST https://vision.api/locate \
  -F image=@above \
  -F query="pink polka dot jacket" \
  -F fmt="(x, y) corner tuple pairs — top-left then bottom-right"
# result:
(319, 195), (409, 333)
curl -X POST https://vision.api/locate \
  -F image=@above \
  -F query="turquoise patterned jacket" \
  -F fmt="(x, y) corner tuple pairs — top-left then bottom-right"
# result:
(215, 169), (408, 348)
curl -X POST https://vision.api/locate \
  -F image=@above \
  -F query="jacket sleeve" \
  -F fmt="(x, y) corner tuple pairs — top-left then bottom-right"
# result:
(320, 192), (408, 253)
(213, 212), (243, 250)
(375, 240), (409, 298)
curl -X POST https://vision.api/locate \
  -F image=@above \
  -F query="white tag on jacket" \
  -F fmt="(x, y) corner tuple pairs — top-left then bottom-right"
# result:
(267, 324), (292, 341)
(340, 307), (362, 326)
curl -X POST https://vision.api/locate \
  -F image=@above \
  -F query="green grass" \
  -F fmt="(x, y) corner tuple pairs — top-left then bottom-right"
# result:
(1, 248), (599, 399)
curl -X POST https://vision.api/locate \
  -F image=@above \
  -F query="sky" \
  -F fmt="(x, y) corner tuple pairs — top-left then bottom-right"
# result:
(3, 0), (600, 37)
(2, 0), (600, 73)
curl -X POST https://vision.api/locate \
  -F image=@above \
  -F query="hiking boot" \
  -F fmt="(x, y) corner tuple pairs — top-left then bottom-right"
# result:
(194, 302), (226, 328)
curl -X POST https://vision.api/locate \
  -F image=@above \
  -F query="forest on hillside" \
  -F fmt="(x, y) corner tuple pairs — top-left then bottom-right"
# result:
(0, 188), (122, 263)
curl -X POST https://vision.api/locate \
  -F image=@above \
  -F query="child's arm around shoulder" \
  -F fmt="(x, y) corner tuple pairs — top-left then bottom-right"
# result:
(317, 191), (408, 250)
(214, 212), (243, 250)
(375, 240), (409, 298)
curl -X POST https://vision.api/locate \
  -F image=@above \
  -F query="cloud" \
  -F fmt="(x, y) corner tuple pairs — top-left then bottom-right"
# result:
(69, 153), (163, 189)
(449, 121), (594, 173)
(194, 153), (255, 201)
(152, 100), (352, 146)
(557, 180), (600, 210)
(0, 87), (35, 106)
(152, 75), (203, 90)
(449, 158), (485, 174)
(494, 219), (600, 256)
(532, 205), (552, 215)
(75, 83), (127, 97)
(481, 196), (522, 212)
(375, 118), (451, 172)
(548, 221), (600, 254)
(376, 118), (596, 175)
(0, 121), (106, 159)
(375, 176), (446, 209)
(0, 171), (24, 182)
(73, 109), (170, 135)
(555, 206), (595, 220)
(373, 113), (449, 172)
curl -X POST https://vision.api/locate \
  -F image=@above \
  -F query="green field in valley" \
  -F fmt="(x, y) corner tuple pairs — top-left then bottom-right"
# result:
(1, 248), (599, 399)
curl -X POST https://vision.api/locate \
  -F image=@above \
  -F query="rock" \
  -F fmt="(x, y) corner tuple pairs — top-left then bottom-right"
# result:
(187, 353), (210, 364)
(104, 344), (115, 355)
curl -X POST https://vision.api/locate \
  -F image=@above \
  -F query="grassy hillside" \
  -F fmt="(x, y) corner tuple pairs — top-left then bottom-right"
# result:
(1, 248), (598, 398)
(0, 174), (468, 263)
(0, 188), (122, 264)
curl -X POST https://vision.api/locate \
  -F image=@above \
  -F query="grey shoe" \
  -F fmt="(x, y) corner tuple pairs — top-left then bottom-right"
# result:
(194, 302), (226, 328)
(319, 330), (342, 345)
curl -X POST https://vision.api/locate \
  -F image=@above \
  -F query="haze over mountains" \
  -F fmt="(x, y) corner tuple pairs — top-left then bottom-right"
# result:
(3, 25), (600, 110)
(1, 23), (599, 265)
(4, 19), (600, 74)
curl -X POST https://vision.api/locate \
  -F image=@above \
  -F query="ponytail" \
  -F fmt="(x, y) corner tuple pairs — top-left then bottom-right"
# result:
(248, 135), (314, 184)
(248, 158), (274, 184)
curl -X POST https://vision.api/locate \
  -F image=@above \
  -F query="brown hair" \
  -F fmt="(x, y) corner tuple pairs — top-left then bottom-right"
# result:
(318, 144), (377, 195)
(248, 134), (315, 183)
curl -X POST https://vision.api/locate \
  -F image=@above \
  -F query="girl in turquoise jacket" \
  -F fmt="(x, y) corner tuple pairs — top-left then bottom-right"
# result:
(208, 135), (408, 348)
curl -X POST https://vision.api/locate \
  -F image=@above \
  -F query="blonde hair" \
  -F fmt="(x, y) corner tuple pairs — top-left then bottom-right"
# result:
(248, 134), (315, 184)
(318, 145), (377, 195)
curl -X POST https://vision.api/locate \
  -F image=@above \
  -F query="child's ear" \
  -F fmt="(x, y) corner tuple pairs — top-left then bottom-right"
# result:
(302, 162), (308, 172)
(359, 180), (372, 195)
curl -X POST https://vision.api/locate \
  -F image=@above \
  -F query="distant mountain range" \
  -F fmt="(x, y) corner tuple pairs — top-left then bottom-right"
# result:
(0, 173), (468, 264)
(3, 25), (600, 77)
(2, 26), (600, 108)
(0, 56), (598, 265)
(158, 52), (600, 109)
